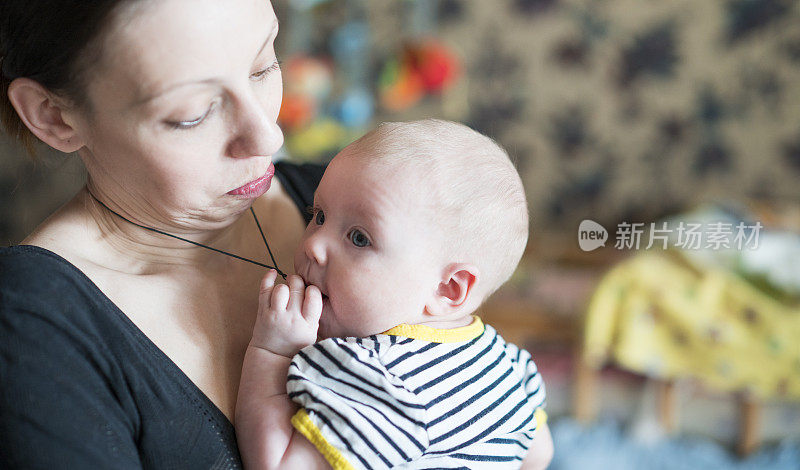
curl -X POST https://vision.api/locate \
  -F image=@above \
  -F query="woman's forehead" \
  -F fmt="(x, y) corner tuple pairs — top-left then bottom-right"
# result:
(94, 0), (278, 104)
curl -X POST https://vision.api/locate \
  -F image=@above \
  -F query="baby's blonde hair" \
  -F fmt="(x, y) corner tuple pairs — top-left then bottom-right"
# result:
(343, 119), (529, 297)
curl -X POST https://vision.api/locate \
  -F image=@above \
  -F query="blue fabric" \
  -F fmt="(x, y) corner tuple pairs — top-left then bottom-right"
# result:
(550, 417), (800, 470)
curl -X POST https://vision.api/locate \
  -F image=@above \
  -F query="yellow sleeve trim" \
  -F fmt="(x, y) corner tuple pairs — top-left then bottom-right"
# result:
(382, 316), (484, 343)
(534, 408), (548, 428)
(291, 409), (355, 470)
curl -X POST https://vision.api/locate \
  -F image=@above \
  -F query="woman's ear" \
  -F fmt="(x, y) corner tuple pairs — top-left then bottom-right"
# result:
(425, 263), (480, 317)
(7, 78), (84, 153)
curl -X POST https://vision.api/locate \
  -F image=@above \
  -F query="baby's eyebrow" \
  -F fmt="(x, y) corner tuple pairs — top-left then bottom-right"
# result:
(313, 191), (325, 207)
(351, 206), (387, 234)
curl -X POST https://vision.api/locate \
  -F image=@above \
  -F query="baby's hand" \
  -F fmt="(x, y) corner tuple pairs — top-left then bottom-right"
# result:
(250, 270), (322, 357)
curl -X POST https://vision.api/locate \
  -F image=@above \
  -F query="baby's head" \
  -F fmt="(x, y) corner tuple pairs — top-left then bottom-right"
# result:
(294, 119), (528, 339)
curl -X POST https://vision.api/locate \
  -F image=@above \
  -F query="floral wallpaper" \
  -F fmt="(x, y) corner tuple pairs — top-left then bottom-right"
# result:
(1, 0), (799, 244)
(364, 0), (800, 234)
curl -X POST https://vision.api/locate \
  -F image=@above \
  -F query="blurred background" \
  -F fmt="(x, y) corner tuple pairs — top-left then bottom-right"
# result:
(2, 0), (799, 468)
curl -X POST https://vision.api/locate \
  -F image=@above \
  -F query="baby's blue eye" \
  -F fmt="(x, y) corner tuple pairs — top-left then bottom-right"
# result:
(348, 229), (370, 248)
(315, 210), (325, 225)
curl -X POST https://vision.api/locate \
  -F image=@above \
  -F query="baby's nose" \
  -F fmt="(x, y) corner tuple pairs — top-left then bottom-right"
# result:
(303, 231), (327, 266)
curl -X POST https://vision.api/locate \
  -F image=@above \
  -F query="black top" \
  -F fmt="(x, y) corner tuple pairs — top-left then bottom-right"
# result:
(0, 161), (324, 469)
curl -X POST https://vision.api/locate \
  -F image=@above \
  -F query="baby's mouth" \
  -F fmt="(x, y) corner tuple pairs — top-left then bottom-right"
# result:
(319, 289), (331, 306)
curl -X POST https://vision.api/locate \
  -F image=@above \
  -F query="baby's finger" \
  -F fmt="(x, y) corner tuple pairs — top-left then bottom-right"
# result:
(270, 283), (290, 311)
(302, 285), (323, 324)
(259, 269), (279, 295)
(286, 275), (306, 313)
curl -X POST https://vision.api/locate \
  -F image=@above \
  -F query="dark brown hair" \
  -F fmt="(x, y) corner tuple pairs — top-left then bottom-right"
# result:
(0, 1), (135, 156)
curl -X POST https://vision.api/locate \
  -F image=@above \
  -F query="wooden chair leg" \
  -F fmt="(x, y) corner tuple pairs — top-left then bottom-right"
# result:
(573, 354), (599, 424)
(656, 379), (677, 433)
(737, 393), (760, 457)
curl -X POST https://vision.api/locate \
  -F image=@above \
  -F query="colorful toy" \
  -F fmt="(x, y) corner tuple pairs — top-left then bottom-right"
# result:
(379, 39), (460, 111)
(278, 56), (334, 131)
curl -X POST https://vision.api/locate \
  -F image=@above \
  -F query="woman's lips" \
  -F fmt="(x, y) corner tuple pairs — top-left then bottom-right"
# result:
(227, 163), (275, 197)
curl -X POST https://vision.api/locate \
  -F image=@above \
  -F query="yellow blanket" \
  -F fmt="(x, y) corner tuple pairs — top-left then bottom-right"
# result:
(583, 252), (800, 400)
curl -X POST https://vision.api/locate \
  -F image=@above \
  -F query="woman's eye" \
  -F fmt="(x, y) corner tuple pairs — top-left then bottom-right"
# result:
(250, 60), (281, 82)
(348, 229), (371, 248)
(167, 103), (216, 130)
(314, 210), (325, 225)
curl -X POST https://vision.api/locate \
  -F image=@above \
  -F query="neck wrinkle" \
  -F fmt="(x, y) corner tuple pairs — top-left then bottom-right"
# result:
(79, 185), (253, 272)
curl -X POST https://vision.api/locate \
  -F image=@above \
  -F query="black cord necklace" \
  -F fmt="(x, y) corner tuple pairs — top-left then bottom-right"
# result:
(87, 190), (287, 279)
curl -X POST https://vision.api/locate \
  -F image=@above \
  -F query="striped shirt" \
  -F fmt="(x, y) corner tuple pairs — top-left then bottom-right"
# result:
(288, 317), (547, 469)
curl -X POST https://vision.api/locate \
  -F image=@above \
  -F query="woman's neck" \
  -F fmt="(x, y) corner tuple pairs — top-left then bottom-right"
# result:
(26, 186), (257, 274)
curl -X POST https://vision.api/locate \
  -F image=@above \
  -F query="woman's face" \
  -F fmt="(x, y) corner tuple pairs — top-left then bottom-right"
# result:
(75, 0), (283, 230)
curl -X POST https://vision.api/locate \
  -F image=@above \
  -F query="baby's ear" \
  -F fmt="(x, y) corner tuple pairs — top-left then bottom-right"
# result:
(425, 263), (480, 317)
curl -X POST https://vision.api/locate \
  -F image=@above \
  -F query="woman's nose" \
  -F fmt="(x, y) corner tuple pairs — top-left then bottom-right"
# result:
(227, 94), (284, 159)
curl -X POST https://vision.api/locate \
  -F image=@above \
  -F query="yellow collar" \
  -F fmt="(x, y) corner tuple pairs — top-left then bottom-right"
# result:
(381, 316), (484, 343)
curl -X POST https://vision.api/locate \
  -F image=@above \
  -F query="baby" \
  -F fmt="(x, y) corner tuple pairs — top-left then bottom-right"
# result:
(236, 119), (552, 469)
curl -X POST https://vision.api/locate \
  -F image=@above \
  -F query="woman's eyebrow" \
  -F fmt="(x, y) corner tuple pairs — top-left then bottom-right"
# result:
(254, 20), (280, 61)
(133, 78), (217, 107)
(133, 21), (280, 106)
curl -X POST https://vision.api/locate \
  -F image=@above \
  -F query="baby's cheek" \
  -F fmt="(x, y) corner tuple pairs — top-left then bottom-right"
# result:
(342, 305), (380, 337)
